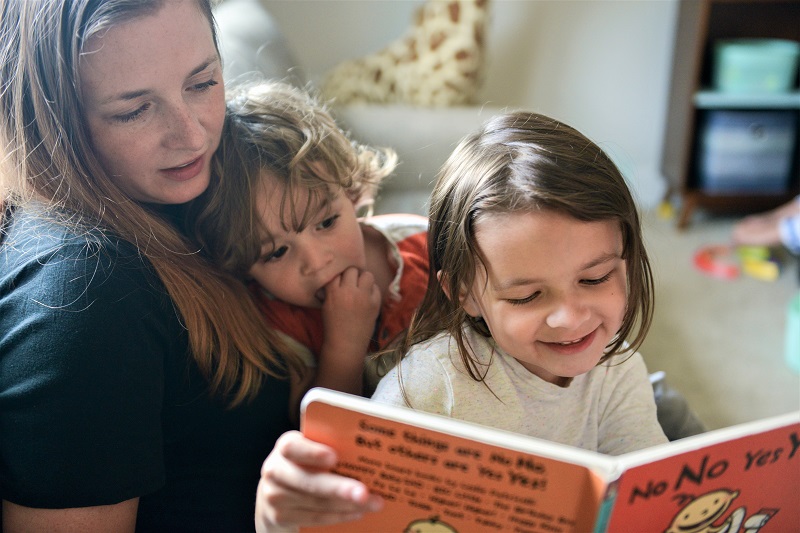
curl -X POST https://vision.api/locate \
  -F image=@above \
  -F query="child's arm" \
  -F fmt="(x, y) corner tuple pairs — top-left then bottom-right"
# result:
(313, 266), (382, 396)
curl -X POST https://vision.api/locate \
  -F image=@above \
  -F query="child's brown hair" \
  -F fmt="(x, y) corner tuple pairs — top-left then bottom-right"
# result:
(188, 81), (397, 279)
(395, 111), (654, 382)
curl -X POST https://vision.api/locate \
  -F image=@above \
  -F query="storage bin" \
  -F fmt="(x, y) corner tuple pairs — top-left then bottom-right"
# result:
(713, 39), (800, 93)
(697, 110), (797, 194)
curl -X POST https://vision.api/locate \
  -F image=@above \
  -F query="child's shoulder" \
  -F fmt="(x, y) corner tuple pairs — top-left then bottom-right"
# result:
(365, 213), (427, 235)
(596, 349), (649, 381)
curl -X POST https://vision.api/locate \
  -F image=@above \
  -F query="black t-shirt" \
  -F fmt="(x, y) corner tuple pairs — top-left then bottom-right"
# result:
(0, 208), (293, 532)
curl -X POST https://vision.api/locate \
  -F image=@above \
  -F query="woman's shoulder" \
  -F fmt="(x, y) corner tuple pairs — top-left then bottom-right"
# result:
(1, 207), (164, 309)
(4, 207), (147, 262)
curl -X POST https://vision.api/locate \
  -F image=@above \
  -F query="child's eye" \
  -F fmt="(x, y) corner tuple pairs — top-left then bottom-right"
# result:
(318, 214), (339, 230)
(582, 272), (613, 286)
(262, 245), (288, 263)
(114, 103), (151, 123)
(190, 78), (219, 93)
(507, 292), (540, 306)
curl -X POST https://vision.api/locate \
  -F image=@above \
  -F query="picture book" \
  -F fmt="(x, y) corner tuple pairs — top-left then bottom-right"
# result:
(299, 387), (799, 533)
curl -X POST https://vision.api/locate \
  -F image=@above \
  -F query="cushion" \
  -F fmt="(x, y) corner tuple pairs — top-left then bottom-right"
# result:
(213, 0), (305, 86)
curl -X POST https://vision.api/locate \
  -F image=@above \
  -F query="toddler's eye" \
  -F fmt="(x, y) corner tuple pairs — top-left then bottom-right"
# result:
(318, 215), (339, 230)
(263, 245), (288, 262)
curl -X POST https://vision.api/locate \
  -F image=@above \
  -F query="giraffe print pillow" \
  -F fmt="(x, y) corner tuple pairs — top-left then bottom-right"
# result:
(320, 0), (490, 107)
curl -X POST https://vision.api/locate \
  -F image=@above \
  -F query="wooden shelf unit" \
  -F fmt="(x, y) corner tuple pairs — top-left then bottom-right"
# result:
(661, 0), (800, 229)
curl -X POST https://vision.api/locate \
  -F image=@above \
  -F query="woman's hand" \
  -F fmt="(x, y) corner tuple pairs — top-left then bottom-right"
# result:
(255, 431), (383, 533)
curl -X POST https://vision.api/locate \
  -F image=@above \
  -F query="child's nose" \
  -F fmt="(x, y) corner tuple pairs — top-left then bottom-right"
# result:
(299, 245), (331, 276)
(545, 293), (590, 330)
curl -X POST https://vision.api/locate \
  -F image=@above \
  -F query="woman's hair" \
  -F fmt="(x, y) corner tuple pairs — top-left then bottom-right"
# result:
(395, 111), (654, 381)
(0, 0), (299, 406)
(187, 80), (397, 279)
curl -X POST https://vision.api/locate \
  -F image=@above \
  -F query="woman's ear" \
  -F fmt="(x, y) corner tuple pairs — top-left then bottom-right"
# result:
(437, 270), (481, 318)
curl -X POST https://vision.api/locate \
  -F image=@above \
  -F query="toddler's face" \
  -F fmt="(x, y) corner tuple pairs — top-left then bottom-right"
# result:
(248, 172), (366, 308)
(460, 210), (627, 385)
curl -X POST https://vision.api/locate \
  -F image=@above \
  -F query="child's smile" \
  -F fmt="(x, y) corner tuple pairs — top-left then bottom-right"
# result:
(461, 209), (628, 385)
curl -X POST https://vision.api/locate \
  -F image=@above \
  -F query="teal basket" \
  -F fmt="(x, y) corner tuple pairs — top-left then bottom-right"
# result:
(714, 39), (800, 94)
(787, 292), (800, 373)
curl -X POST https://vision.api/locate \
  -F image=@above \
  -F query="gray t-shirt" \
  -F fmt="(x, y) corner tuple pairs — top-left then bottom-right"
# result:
(372, 328), (667, 455)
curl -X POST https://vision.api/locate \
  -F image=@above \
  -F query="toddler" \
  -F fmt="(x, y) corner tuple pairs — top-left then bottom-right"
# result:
(188, 81), (428, 403)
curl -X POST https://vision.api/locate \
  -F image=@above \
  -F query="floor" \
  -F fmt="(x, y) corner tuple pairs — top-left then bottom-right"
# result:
(639, 208), (799, 432)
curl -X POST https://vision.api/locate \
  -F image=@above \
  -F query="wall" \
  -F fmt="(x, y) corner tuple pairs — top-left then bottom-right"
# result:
(262, 0), (680, 209)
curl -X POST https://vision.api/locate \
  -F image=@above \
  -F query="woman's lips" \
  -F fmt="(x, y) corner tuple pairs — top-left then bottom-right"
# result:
(542, 328), (597, 355)
(162, 156), (204, 182)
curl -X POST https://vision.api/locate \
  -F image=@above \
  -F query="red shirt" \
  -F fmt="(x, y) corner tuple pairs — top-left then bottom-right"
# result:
(251, 214), (429, 358)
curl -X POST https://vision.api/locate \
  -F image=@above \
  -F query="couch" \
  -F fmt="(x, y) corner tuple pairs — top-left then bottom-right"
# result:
(214, 0), (504, 216)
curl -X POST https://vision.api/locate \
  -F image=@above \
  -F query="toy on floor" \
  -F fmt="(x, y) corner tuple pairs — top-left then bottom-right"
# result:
(320, 0), (490, 107)
(786, 292), (799, 373)
(692, 244), (781, 281)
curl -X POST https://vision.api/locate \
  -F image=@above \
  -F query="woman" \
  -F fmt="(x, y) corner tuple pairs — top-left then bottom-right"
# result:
(0, 0), (379, 531)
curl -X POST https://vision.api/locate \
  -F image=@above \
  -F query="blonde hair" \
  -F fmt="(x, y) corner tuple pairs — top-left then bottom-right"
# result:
(188, 81), (397, 278)
(0, 0), (299, 406)
(396, 111), (654, 381)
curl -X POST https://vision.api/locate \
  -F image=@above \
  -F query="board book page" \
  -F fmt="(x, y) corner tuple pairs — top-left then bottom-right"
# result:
(300, 388), (799, 533)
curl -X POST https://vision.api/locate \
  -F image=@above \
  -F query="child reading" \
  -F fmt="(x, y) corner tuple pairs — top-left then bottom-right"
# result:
(372, 111), (669, 454)
(188, 81), (428, 401)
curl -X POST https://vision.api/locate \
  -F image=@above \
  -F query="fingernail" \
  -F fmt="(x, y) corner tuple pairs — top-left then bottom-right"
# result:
(367, 496), (384, 512)
(348, 484), (367, 501)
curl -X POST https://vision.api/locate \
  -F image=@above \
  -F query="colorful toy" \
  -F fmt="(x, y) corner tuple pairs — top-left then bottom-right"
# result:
(692, 244), (781, 282)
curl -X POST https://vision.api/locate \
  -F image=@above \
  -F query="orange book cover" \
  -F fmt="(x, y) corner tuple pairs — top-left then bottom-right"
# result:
(299, 388), (799, 533)
(607, 417), (800, 532)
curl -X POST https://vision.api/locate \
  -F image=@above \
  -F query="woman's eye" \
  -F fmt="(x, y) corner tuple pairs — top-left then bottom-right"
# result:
(582, 272), (613, 286)
(190, 78), (219, 92)
(114, 103), (150, 123)
(507, 292), (540, 306)
(318, 214), (339, 230)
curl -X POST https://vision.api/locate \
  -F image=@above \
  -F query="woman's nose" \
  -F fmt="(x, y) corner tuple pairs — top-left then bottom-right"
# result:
(162, 102), (205, 151)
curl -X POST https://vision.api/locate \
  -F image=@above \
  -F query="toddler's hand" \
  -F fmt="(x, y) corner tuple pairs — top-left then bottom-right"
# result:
(321, 266), (381, 353)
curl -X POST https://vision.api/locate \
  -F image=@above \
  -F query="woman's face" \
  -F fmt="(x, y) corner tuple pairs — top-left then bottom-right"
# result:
(79, 0), (225, 205)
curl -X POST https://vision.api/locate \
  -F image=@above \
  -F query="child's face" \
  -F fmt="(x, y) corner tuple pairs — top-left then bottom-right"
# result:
(459, 210), (628, 385)
(248, 171), (366, 309)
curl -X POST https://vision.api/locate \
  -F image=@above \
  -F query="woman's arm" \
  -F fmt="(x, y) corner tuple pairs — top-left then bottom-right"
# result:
(1, 223), (168, 517)
(255, 431), (383, 532)
(2, 499), (138, 533)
